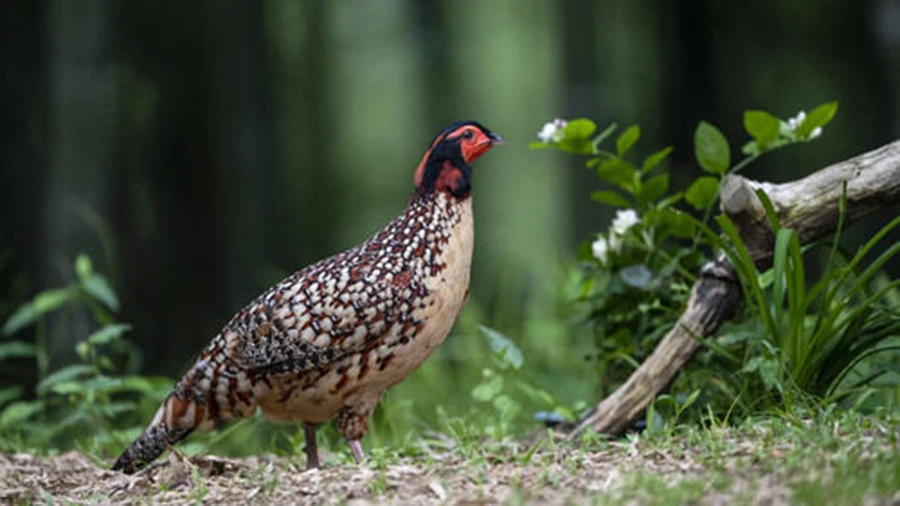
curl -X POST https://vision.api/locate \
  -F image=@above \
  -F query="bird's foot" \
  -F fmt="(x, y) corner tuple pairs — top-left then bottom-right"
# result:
(348, 440), (365, 464)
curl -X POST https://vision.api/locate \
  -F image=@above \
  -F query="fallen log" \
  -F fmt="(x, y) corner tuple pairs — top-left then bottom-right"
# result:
(569, 140), (900, 438)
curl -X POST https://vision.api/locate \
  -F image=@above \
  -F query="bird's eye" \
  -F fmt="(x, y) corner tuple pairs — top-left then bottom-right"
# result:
(462, 130), (474, 140)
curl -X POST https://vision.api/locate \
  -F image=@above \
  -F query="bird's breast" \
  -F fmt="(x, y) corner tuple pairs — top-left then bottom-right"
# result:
(258, 196), (474, 423)
(385, 197), (474, 378)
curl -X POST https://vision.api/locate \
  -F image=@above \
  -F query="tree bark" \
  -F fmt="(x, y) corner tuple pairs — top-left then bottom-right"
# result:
(569, 139), (900, 438)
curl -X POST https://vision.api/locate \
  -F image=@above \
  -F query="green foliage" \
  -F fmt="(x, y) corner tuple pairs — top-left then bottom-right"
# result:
(466, 325), (580, 439)
(684, 176), (719, 211)
(0, 101), (889, 466)
(0, 254), (170, 454)
(532, 102), (899, 424)
(716, 210), (900, 408)
(694, 121), (730, 174)
(796, 101), (839, 138)
(743, 110), (781, 147)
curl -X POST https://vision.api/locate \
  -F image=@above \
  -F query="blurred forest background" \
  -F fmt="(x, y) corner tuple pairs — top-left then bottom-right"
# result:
(2, 0), (900, 452)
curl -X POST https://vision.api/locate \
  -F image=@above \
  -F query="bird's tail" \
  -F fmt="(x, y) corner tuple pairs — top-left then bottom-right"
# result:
(112, 356), (258, 474)
(111, 392), (205, 473)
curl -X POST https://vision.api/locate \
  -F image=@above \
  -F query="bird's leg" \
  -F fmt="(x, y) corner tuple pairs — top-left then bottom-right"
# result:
(336, 403), (376, 466)
(303, 422), (320, 469)
(348, 440), (365, 463)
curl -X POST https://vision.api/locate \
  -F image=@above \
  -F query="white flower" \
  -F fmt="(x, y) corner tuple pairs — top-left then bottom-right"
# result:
(809, 126), (823, 139)
(537, 118), (568, 143)
(611, 209), (640, 236)
(537, 123), (557, 143)
(591, 235), (609, 265)
(608, 233), (621, 253)
(788, 111), (806, 131)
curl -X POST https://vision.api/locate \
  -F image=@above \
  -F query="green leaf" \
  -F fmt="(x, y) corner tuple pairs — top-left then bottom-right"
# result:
(515, 382), (557, 407)
(48, 380), (87, 396)
(81, 274), (119, 311)
(741, 356), (780, 391)
(0, 341), (36, 360)
(679, 389), (701, 412)
(0, 386), (24, 407)
(641, 147), (673, 173)
(81, 375), (124, 394)
(743, 110), (781, 146)
(0, 400), (42, 428)
(741, 140), (760, 156)
(76, 341), (89, 361)
(491, 394), (520, 416)
(656, 192), (684, 209)
(658, 208), (695, 238)
(619, 264), (653, 289)
(119, 375), (169, 395)
(596, 158), (637, 190)
(638, 175), (669, 205)
(685, 176), (720, 210)
(471, 375), (503, 402)
(3, 286), (78, 336)
(564, 118), (597, 140)
(75, 254), (94, 281)
(36, 364), (95, 394)
(592, 122), (618, 146)
(87, 323), (132, 346)
(797, 101), (839, 138)
(694, 121), (730, 174)
(616, 125), (640, 156)
(479, 325), (523, 369)
(590, 191), (632, 208)
(557, 139), (595, 155)
(586, 157), (606, 169)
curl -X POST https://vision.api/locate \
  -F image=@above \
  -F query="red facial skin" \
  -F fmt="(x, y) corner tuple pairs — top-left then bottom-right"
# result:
(413, 125), (502, 191)
(455, 127), (498, 164)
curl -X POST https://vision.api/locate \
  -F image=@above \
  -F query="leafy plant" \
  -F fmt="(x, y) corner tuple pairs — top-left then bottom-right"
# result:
(465, 325), (581, 438)
(530, 101), (899, 419)
(0, 254), (169, 453)
(717, 205), (900, 408)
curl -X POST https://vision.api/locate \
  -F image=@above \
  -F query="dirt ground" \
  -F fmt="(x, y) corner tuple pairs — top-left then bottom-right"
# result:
(1, 450), (698, 506)
(0, 436), (896, 505)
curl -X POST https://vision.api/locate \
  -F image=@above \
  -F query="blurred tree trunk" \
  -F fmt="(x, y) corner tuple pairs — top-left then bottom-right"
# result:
(265, 0), (340, 273)
(42, 0), (116, 366)
(110, 2), (229, 374)
(411, 0), (457, 120)
(325, 1), (426, 245)
(0, 1), (47, 303)
(0, 0), (48, 388)
(560, 0), (605, 244)
(204, 1), (276, 302)
(443, 0), (568, 299)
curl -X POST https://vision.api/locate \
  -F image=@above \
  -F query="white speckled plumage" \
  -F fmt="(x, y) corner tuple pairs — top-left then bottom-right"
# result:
(113, 121), (502, 473)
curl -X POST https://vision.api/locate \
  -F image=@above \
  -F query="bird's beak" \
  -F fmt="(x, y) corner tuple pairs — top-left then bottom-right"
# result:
(489, 132), (505, 145)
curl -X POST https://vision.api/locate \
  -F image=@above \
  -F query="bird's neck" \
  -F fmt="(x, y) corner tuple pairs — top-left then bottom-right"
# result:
(415, 157), (472, 200)
(385, 191), (470, 272)
(406, 191), (470, 226)
(397, 191), (473, 284)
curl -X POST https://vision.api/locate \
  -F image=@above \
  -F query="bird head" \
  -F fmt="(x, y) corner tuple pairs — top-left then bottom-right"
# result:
(414, 121), (504, 199)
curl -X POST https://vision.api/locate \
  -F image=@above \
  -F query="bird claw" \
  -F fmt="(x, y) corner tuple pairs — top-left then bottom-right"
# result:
(348, 440), (365, 464)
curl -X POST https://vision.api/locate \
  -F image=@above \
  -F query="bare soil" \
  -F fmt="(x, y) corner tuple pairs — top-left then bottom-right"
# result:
(1, 433), (897, 505)
(2, 450), (693, 505)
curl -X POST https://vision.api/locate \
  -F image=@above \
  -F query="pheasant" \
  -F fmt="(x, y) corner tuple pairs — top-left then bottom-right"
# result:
(112, 120), (503, 473)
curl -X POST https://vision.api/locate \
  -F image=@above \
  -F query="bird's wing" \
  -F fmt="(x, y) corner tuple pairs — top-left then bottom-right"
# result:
(222, 247), (426, 377)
